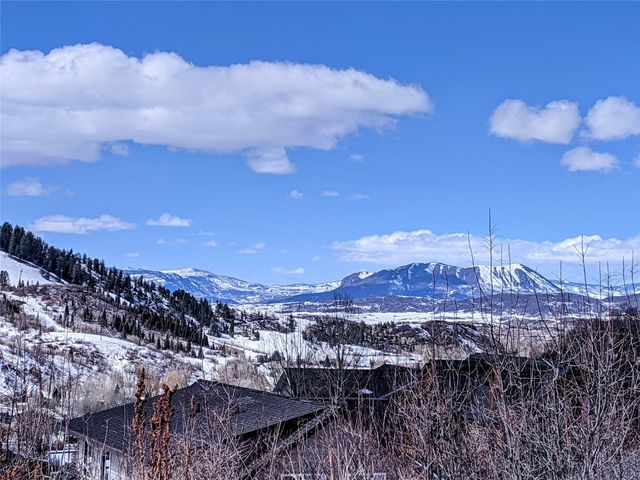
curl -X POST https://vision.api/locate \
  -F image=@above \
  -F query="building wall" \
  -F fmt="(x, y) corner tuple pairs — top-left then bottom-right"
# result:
(76, 437), (126, 480)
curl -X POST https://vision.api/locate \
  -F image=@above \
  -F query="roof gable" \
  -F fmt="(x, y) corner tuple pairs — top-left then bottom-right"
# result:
(69, 380), (325, 453)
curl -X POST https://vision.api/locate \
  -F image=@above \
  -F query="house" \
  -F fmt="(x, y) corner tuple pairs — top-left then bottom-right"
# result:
(68, 379), (331, 480)
(275, 354), (576, 426)
(412, 353), (582, 421)
(274, 363), (417, 403)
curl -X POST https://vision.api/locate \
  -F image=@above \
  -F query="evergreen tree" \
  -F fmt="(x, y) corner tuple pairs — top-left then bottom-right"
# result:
(0, 271), (9, 287)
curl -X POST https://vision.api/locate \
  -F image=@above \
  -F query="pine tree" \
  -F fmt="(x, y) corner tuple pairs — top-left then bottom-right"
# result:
(0, 222), (13, 252)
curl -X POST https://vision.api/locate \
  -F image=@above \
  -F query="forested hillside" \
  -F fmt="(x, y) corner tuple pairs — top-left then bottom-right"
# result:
(0, 222), (243, 352)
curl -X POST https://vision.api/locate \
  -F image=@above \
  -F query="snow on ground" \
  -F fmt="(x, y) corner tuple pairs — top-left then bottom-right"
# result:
(0, 252), (62, 286)
(5, 290), (66, 331)
(238, 301), (539, 325)
(209, 317), (420, 367)
(0, 288), (227, 403)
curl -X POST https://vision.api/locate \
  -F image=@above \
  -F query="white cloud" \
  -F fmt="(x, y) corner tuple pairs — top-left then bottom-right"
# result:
(348, 193), (371, 200)
(585, 96), (640, 141)
(126, 252), (140, 258)
(331, 229), (640, 275)
(272, 266), (305, 275)
(350, 153), (365, 163)
(157, 238), (188, 246)
(634, 154), (640, 168)
(289, 189), (304, 200)
(6, 177), (56, 196)
(202, 240), (218, 247)
(109, 143), (131, 157)
(246, 148), (295, 175)
(239, 242), (267, 254)
(31, 214), (135, 234)
(146, 213), (192, 227)
(489, 99), (580, 144)
(0, 44), (431, 172)
(321, 190), (340, 197)
(312, 255), (322, 261)
(561, 146), (618, 173)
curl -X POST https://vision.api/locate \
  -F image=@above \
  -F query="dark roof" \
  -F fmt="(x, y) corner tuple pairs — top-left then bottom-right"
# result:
(68, 380), (325, 453)
(423, 353), (566, 379)
(276, 355), (572, 403)
(274, 363), (417, 400)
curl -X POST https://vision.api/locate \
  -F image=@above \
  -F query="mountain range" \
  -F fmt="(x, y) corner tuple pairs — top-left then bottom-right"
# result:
(127, 262), (639, 305)
(125, 267), (340, 304)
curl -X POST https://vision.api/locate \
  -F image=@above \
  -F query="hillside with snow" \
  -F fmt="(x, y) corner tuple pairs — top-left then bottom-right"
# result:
(1, 252), (63, 286)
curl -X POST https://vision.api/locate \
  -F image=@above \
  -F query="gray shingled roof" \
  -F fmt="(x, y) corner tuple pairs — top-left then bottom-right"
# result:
(68, 380), (325, 453)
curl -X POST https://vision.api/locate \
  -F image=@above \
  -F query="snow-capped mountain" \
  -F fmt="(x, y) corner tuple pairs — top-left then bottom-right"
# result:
(125, 267), (340, 304)
(123, 262), (639, 305)
(558, 280), (640, 299)
(286, 262), (561, 302)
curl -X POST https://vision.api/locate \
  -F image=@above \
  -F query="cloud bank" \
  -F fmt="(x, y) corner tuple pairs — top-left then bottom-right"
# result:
(0, 43), (431, 173)
(332, 229), (640, 271)
(31, 214), (135, 234)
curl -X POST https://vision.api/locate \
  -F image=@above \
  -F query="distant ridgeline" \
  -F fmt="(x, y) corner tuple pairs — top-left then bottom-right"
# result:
(0, 222), (243, 353)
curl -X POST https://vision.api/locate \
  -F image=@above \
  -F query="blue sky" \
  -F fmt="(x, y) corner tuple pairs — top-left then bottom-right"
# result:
(1, 1), (639, 284)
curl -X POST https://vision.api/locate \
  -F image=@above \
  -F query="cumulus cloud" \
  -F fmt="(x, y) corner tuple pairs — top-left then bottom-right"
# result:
(634, 154), (640, 168)
(332, 229), (640, 275)
(489, 99), (580, 144)
(561, 146), (618, 173)
(586, 96), (640, 140)
(289, 189), (304, 200)
(126, 252), (140, 258)
(321, 190), (340, 197)
(239, 242), (267, 254)
(350, 153), (366, 163)
(0, 44), (431, 172)
(272, 266), (305, 275)
(31, 214), (135, 234)
(6, 177), (56, 196)
(146, 213), (192, 227)
(202, 239), (218, 248)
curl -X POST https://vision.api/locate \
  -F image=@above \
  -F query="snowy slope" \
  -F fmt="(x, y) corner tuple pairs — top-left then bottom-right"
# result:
(0, 288), (224, 401)
(559, 280), (640, 299)
(126, 267), (339, 303)
(286, 262), (561, 302)
(0, 252), (62, 286)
